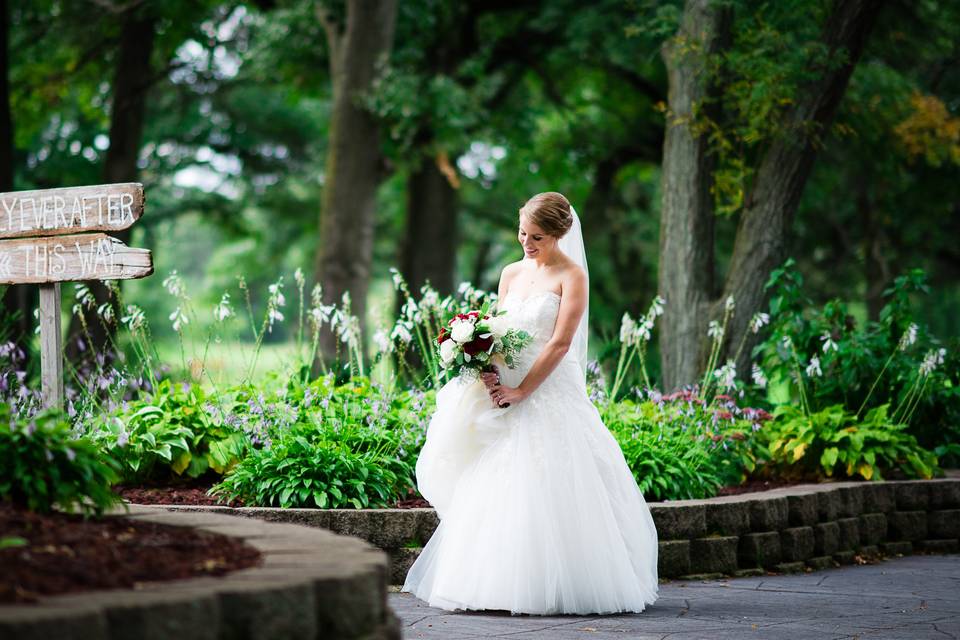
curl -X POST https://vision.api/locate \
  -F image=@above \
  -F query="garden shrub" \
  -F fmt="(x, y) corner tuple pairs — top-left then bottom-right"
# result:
(602, 389), (773, 500)
(759, 403), (940, 481)
(0, 403), (122, 516)
(89, 379), (247, 482)
(759, 263), (958, 456)
(209, 432), (400, 508)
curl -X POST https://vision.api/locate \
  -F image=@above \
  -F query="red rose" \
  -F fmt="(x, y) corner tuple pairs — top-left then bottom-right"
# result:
(437, 328), (450, 344)
(463, 335), (493, 355)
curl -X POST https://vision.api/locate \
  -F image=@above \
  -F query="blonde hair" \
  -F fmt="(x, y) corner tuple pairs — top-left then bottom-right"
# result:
(519, 192), (572, 238)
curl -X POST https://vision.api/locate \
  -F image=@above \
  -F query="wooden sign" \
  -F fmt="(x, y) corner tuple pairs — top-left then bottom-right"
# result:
(0, 233), (152, 284)
(0, 183), (144, 239)
(0, 182), (153, 410)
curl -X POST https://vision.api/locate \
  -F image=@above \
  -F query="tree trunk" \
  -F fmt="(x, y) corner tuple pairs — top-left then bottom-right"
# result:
(721, 0), (882, 376)
(314, 0), (397, 358)
(65, 8), (155, 361)
(400, 155), (458, 297)
(657, 0), (730, 391)
(0, 0), (34, 358)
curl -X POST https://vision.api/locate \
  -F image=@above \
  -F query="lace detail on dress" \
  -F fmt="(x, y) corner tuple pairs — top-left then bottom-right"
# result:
(500, 290), (562, 375)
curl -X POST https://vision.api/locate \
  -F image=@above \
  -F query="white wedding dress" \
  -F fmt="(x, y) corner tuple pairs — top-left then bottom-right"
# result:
(401, 288), (660, 615)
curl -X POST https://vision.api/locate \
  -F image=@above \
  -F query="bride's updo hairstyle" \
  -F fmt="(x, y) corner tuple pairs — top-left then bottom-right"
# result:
(519, 192), (573, 239)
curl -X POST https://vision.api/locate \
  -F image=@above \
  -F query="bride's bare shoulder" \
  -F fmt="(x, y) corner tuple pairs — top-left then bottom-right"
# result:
(500, 260), (525, 280)
(560, 262), (587, 292)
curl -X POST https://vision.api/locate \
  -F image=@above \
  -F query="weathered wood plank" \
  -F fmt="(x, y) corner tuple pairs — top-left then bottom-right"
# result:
(0, 182), (144, 239)
(39, 283), (64, 409)
(0, 233), (153, 284)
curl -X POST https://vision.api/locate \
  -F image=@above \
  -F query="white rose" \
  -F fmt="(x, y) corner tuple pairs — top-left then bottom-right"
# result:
(450, 319), (475, 343)
(484, 315), (510, 339)
(439, 339), (458, 366)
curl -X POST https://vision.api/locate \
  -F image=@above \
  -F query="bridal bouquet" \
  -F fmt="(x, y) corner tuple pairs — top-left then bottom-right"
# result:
(436, 304), (531, 379)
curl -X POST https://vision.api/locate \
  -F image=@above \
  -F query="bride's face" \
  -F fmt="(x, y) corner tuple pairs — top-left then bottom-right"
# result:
(518, 216), (556, 260)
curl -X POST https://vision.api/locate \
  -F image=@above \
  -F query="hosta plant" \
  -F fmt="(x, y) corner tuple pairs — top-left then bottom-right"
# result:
(759, 403), (940, 481)
(0, 403), (122, 516)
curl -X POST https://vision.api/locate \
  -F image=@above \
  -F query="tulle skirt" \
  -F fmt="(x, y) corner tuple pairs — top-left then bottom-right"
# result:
(401, 359), (660, 615)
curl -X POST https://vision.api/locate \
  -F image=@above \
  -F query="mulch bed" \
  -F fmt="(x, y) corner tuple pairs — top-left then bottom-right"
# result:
(116, 480), (433, 509)
(715, 478), (830, 496)
(116, 485), (241, 507)
(0, 502), (262, 604)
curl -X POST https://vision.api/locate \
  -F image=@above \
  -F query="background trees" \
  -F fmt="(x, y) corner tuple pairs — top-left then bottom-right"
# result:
(2, 0), (957, 390)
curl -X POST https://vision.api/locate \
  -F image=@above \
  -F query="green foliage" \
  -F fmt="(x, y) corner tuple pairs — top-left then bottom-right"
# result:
(88, 380), (247, 482)
(761, 403), (940, 481)
(210, 431), (403, 510)
(0, 404), (122, 517)
(758, 261), (959, 455)
(207, 374), (432, 508)
(601, 391), (770, 500)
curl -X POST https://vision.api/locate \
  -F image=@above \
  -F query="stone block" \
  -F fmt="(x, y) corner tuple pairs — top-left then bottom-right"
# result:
(773, 561), (806, 574)
(786, 493), (819, 526)
(737, 532), (781, 568)
(835, 486), (864, 518)
(689, 536), (738, 575)
(748, 497), (788, 532)
(325, 510), (421, 550)
(888, 511), (927, 542)
(388, 548), (421, 585)
(658, 540), (691, 578)
(235, 507), (334, 530)
(705, 502), (751, 536)
(927, 509), (960, 539)
(894, 482), (930, 511)
(733, 567), (766, 577)
(72, 591), (218, 640)
(416, 509), (440, 545)
(880, 541), (913, 556)
(806, 556), (835, 571)
(651, 505), (706, 540)
(858, 513), (887, 546)
(780, 527), (815, 562)
(312, 568), (387, 640)
(817, 491), (839, 522)
(837, 517), (861, 551)
(928, 480), (960, 509)
(813, 521), (840, 556)
(858, 544), (880, 557)
(916, 539), (960, 553)
(214, 581), (315, 640)
(862, 483), (896, 514)
(832, 550), (856, 565)
(0, 606), (108, 640)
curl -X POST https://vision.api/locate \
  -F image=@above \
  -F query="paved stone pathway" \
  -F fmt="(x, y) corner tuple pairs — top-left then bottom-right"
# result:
(389, 553), (960, 639)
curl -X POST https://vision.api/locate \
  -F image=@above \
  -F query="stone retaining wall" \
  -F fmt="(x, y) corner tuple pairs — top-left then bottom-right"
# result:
(0, 506), (401, 640)
(151, 474), (960, 584)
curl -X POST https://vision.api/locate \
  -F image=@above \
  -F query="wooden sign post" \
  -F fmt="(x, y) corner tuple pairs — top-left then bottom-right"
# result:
(0, 182), (153, 409)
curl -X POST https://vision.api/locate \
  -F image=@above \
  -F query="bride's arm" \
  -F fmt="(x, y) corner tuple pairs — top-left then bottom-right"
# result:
(490, 267), (587, 406)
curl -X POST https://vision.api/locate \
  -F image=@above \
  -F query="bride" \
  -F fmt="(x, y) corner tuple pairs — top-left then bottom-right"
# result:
(401, 192), (660, 615)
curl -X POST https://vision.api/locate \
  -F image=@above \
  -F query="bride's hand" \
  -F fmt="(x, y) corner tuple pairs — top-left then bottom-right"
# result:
(480, 369), (499, 391)
(488, 383), (527, 408)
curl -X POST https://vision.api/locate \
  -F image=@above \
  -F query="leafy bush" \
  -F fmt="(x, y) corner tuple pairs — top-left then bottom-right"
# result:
(0, 403), (122, 516)
(759, 263), (958, 448)
(759, 403), (941, 481)
(210, 433), (401, 508)
(88, 379), (247, 482)
(602, 389), (773, 500)
(209, 375), (432, 508)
